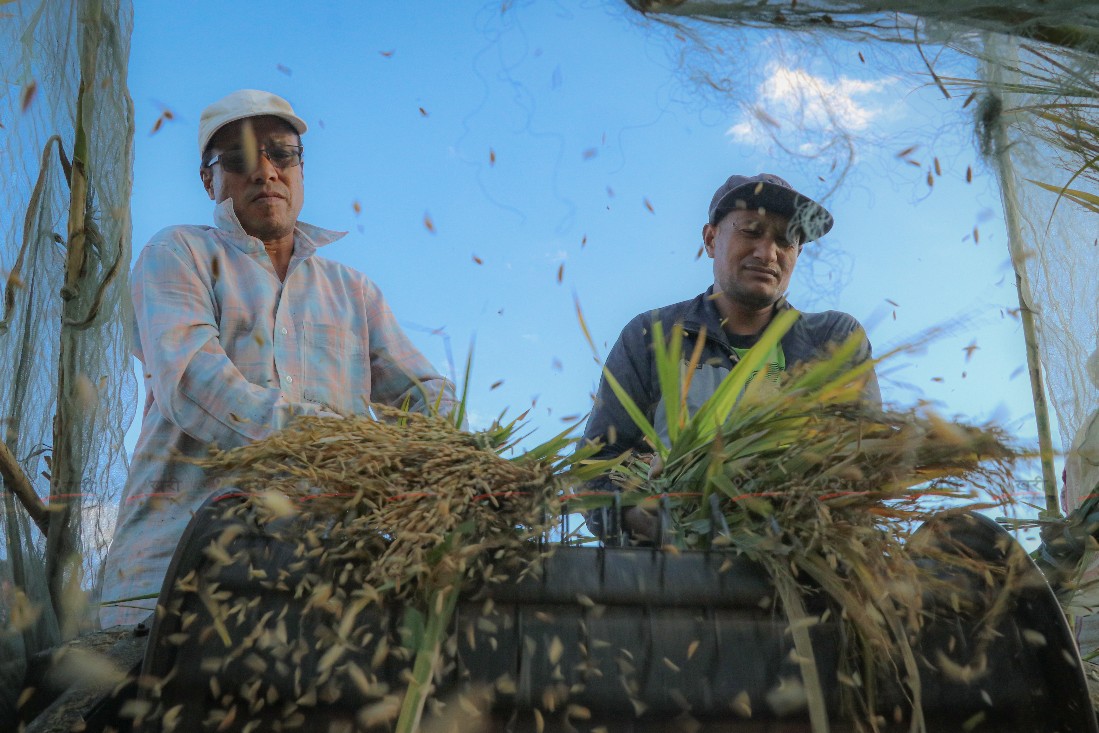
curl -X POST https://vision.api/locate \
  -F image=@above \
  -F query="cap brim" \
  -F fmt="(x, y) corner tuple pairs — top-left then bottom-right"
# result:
(200, 112), (308, 157)
(712, 182), (834, 242)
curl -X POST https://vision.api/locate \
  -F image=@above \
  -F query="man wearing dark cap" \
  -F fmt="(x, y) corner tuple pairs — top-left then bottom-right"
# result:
(582, 173), (880, 541)
(99, 90), (456, 626)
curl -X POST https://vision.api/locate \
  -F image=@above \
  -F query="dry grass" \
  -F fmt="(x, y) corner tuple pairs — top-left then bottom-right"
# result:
(184, 326), (1028, 732)
(576, 315), (1027, 731)
(193, 406), (574, 733)
(198, 405), (564, 605)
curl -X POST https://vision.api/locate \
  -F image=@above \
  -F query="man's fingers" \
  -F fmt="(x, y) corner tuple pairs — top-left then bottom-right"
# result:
(624, 506), (659, 542)
(647, 454), (664, 479)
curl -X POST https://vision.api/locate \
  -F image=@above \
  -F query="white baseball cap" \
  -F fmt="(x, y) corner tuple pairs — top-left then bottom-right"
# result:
(198, 89), (308, 158)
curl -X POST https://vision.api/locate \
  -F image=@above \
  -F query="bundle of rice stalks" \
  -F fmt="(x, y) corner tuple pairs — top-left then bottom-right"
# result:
(572, 311), (1025, 730)
(201, 407), (558, 597)
(194, 405), (605, 733)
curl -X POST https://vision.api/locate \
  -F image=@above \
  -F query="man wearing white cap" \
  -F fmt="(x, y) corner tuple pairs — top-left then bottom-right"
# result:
(99, 90), (456, 626)
(583, 173), (880, 542)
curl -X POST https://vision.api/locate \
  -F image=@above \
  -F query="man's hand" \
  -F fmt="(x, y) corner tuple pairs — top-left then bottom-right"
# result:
(623, 506), (659, 543)
(621, 453), (664, 543)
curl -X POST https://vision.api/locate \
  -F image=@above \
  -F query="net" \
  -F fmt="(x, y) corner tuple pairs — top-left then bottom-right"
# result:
(627, 0), (1099, 55)
(0, 0), (136, 718)
(622, 0), (1099, 512)
(977, 37), (1099, 510)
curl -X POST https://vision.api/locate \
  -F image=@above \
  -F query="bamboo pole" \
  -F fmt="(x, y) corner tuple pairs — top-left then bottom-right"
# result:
(46, 0), (101, 638)
(0, 442), (49, 537)
(985, 36), (1061, 518)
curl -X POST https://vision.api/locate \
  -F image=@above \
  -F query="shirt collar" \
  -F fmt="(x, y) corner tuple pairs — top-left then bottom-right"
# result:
(687, 285), (794, 347)
(212, 198), (347, 256)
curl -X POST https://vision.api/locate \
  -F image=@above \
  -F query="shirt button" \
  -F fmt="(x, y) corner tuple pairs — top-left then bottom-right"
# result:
(285, 375), (293, 383)
(281, 327), (288, 335)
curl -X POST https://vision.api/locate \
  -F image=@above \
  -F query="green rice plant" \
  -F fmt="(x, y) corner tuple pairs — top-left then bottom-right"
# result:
(573, 311), (1022, 730)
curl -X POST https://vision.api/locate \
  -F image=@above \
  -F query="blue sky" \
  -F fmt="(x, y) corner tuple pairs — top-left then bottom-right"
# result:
(126, 1), (1051, 522)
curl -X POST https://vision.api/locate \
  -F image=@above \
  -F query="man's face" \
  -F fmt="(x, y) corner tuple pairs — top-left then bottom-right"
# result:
(703, 209), (801, 310)
(200, 115), (304, 244)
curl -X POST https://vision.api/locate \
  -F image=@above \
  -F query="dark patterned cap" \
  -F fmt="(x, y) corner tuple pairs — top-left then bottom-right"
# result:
(708, 173), (834, 242)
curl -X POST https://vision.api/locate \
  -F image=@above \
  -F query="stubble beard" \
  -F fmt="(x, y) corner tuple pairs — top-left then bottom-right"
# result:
(238, 200), (296, 244)
(722, 280), (782, 312)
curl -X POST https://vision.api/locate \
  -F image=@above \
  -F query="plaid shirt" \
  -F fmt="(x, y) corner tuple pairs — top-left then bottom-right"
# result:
(100, 200), (455, 626)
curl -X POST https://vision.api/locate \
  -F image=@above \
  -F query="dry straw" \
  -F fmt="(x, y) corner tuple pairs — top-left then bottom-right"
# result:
(187, 317), (1025, 732)
(194, 404), (603, 733)
(572, 311), (1025, 731)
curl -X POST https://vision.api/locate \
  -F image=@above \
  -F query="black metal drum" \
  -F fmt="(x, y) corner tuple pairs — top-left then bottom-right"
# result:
(123, 492), (1096, 733)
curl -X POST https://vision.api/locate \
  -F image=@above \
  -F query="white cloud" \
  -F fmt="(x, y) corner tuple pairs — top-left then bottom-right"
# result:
(727, 62), (894, 145)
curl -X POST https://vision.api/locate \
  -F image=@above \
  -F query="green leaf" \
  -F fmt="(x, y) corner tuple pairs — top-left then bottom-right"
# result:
(675, 309), (799, 455)
(519, 420), (584, 464)
(451, 342), (475, 430)
(400, 607), (426, 650)
(557, 446), (621, 482)
(787, 328), (867, 394)
(601, 366), (667, 457)
(707, 470), (739, 498)
(396, 585), (461, 733)
(651, 320), (684, 444)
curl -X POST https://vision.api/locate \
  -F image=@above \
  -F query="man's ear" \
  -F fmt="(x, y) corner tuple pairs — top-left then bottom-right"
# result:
(200, 165), (215, 201)
(702, 223), (717, 259)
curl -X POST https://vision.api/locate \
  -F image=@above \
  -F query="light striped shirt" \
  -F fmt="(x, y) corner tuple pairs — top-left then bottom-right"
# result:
(100, 200), (455, 626)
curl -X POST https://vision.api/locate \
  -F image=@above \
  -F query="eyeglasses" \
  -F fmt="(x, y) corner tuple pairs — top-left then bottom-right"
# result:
(207, 143), (304, 174)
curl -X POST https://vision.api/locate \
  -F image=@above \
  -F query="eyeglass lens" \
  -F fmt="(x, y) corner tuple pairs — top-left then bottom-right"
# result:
(216, 144), (302, 174)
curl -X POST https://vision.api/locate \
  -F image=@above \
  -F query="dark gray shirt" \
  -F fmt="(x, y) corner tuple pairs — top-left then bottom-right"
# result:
(583, 286), (881, 462)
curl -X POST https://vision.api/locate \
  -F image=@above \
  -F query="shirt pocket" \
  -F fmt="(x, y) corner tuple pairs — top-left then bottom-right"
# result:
(302, 322), (367, 414)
